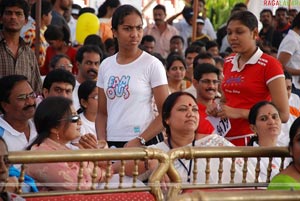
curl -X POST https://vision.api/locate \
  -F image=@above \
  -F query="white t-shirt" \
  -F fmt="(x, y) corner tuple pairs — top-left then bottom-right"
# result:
(79, 113), (97, 139)
(0, 116), (37, 151)
(173, 20), (191, 51)
(220, 35), (230, 53)
(20, 16), (35, 38)
(277, 29), (300, 89)
(97, 51), (168, 141)
(68, 16), (77, 46)
(174, 18), (216, 51)
(277, 127), (291, 147)
(279, 93), (300, 146)
(184, 85), (197, 98)
(203, 18), (217, 40)
(72, 80), (81, 111)
(289, 92), (300, 110)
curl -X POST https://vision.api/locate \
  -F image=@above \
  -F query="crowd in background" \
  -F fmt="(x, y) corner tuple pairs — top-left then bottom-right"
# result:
(0, 0), (300, 195)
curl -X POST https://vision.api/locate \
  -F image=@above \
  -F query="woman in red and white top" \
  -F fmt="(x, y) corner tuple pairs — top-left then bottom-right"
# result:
(207, 11), (289, 146)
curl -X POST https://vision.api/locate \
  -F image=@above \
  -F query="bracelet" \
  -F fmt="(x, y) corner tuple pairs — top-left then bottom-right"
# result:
(136, 136), (146, 145)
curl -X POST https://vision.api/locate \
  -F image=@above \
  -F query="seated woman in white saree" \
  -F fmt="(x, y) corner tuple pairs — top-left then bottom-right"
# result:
(247, 101), (290, 181)
(125, 91), (256, 184)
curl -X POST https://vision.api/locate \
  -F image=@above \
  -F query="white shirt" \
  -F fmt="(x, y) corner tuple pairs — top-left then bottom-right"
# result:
(20, 16), (35, 38)
(278, 93), (300, 146)
(174, 18), (216, 51)
(68, 16), (77, 46)
(79, 113), (97, 138)
(97, 51), (167, 141)
(184, 85), (197, 98)
(173, 19), (191, 51)
(277, 29), (300, 89)
(72, 80), (81, 111)
(220, 35), (230, 53)
(289, 92), (300, 110)
(0, 116), (37, 151)
(203, 18), (217, 40)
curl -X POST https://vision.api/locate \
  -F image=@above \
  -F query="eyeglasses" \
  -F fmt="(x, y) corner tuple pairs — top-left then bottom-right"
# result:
(199, 79), (221, 85)
(88, 95), (98, 100)
(56, 64), (73, 69)
(16, 92), (37, 100)
(59, 114), (80, 123)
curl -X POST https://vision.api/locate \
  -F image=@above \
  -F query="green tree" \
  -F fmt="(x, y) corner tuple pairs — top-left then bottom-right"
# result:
(205, 0), (245, 30)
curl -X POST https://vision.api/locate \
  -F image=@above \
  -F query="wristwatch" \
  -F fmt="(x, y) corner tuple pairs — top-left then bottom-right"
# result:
(136, 136), (146, 145)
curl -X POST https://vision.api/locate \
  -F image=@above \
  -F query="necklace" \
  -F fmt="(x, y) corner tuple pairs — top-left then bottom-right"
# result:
(168, 137), (195, 182)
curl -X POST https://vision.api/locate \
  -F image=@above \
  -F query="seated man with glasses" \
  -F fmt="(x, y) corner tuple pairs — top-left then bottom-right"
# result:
(0, 75), (38, 152)
(184, 52), (216, 97)
(0, 75), (39, 193)
(192, 63), (221, 136)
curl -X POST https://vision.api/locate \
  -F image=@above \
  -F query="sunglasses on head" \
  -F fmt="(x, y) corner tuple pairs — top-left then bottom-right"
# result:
(59, 114), (80, 123)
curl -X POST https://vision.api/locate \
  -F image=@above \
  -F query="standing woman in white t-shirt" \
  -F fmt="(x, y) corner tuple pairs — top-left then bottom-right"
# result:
(96, 5), (169, 148)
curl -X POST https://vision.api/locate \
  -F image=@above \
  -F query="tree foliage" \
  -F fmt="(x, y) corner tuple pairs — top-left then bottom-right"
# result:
(205, 0), (245, 30)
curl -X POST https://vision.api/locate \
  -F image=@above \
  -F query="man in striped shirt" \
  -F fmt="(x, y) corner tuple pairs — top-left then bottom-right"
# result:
(0, 0), (42, 94)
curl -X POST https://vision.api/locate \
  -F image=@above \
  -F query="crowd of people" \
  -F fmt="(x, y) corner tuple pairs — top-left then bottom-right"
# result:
(0, 0), (300, 195)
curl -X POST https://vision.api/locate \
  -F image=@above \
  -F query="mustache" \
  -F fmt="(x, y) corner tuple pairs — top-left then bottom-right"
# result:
(23, 104), (36, 111)
(206, 88), (216, 92)
(87, 69), (98, 75)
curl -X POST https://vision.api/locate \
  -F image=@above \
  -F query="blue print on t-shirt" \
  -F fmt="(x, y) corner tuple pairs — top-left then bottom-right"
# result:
(225, 76), (244, 85)
(107, 75), (130, 99)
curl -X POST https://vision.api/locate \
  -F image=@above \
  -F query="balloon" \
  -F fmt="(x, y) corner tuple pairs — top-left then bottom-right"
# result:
(76, 13), (99, 44)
